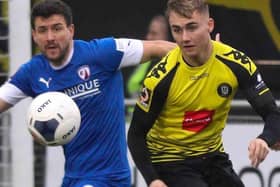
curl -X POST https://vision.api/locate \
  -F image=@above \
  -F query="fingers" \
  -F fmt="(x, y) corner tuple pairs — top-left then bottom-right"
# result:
(215, 33), (221, 42)
(248, 141), (260, 168)
(248, 138), (269, 168)
(248, 141), (257, 167)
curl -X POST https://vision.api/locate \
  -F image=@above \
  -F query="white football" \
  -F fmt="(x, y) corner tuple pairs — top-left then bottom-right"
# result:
(27, 91), (81, 146)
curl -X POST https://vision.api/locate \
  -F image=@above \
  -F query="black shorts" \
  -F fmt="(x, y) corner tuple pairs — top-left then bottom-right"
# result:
(153, 152), (245, 187)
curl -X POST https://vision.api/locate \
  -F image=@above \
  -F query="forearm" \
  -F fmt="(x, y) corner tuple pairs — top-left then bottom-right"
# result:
(141, 40), (176, 63)
(127, 131), (159, 184)
(243, 85), (280, 146)
(250, 92), (280, 146)
(258, 109), (280, 146)
(127, 107), (159, 185)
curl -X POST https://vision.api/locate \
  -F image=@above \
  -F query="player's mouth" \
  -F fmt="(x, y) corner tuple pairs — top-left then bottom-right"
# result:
(46, 44), (58, 50)
(45, 45), (60, 54)
(183, 44), (195, 50)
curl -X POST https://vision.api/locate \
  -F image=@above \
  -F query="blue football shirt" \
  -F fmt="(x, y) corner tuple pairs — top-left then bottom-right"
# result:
(8, 37), (142, 181)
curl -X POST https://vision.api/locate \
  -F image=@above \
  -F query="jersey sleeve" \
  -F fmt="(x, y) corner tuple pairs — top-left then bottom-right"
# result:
(0, 82), (27, 105)
(88, 37), (122, 71)
(115, 38), (143, 68)
(89, 37), (143, 71)
(127, 56), (178, 185)
(8, 63), (34, 97)
(0, 62), (32, 105)
(244, 70), (280, 146)
(216, 49), (280, 146)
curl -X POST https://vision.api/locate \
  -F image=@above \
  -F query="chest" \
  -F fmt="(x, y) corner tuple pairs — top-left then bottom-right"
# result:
(30, 62), (122, 101)
(167, 61), (238, 110)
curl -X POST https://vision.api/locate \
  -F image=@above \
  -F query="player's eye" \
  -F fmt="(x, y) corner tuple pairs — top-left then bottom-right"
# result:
(172, 27), (181, 34)
(37, 27), (48, 34)
(53, 25), (63, 32)
(186, 24), (198, 32)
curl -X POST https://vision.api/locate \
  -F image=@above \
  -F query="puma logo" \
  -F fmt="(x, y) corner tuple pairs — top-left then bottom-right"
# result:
(39, 77), (52, 88)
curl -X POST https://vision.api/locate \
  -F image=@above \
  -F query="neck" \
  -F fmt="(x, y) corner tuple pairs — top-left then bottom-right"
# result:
(183, 40), (213, 67)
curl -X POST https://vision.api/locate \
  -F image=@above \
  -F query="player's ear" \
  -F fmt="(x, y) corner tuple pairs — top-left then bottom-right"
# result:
(32, 29), (38, 44)
(208, 18), (214, 33)
(68, 24), (75, 37)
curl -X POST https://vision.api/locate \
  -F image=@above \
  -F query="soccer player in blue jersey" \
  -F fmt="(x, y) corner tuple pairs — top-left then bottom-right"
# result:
(0, 0), (175, 186)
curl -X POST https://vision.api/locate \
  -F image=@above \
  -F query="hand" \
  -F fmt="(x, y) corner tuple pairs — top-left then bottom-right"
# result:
(248, 138), (270, 168)
(149, 179), (168, 187)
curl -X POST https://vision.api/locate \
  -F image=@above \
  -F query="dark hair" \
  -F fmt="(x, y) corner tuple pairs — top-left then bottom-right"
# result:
(31, 0), (73, 29)
(165, 0), (209, 19)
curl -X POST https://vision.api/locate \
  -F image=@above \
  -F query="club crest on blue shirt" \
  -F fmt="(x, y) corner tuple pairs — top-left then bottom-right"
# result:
(78, 65), (91, 80)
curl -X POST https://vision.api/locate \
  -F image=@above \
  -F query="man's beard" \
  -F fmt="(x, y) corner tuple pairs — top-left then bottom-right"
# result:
(45, 44), (70, 67)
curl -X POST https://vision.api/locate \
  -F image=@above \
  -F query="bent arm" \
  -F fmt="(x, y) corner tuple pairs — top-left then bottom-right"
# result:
(255, 97), (280, 146)
(226, 57), (280, 166)
(242, 76), (280, 146)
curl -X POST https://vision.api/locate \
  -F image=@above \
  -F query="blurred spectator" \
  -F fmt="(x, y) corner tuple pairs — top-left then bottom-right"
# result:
(126, 14), (171, 98)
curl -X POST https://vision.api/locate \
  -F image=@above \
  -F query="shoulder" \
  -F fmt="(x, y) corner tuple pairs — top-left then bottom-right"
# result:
(144, 47), (180, 90)
(76, 37), (142, 55)
(213, 41), (257, 76)
(10, 55), (46, 81)
(18, 54), (46, 71)
(137, 48), (179, 112)
(74, 37), (124, 68)
(75, 37), (115, 50)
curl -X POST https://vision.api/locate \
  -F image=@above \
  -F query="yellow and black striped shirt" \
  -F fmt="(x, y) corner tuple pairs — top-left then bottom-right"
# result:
(128, 40), (280, 184)
(135, 40), (272, 162)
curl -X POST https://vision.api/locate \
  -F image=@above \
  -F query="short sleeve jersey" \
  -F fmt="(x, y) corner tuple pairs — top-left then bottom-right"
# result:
(9, 37), (135, 179)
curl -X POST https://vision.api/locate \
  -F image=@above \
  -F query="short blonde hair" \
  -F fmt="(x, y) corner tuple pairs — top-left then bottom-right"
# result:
(165, 0), (209, 18)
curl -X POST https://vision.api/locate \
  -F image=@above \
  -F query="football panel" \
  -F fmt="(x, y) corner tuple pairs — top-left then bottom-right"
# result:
(33, 118), (59, 142)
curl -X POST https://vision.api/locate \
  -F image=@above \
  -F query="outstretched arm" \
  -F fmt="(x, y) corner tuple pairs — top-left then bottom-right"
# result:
(141, 40), (176, 63)
(117, 39), (175, 68)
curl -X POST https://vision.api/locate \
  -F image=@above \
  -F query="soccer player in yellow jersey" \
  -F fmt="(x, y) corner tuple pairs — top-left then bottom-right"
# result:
(128, 0), (280, 187)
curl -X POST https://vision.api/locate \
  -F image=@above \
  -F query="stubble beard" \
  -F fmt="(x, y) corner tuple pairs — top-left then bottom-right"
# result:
(45, 43), (70, 67)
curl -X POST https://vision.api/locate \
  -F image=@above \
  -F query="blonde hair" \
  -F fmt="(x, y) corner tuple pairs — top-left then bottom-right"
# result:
(165, 0), (209, 18)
